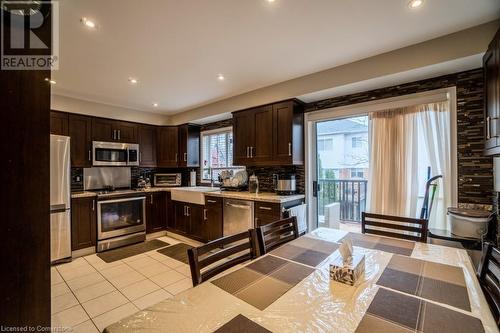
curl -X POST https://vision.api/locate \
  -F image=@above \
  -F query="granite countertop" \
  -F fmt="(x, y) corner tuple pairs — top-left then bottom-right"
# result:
(70, 191), (97, 199)
(71, 187), (304, 203)
(204, 190), (305, 204)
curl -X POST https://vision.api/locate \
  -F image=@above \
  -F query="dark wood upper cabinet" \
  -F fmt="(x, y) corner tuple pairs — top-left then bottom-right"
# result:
(273, 100), (304, 165)
(50, 111), (69, 136)
(178, 124), (201, 168)
(252, 105), (274, 164)
(145, 192), (166, 233)
(68, 114), (92, 168)
(71, 197), (97, 251)
(138, 125), (157, 167)
(484, 28), (500, 155)
(115, 121), (138, 143)
(233, 99), (304, 166)
(92, 118), (137, 143)
(91, 118), (114, 141)
(233, 110), (254, 165)
(157, 126), (179, 167)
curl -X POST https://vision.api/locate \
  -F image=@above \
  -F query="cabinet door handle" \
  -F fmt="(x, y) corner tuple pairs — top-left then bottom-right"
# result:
(112, 130), (115, 140)
(186, 206), (190, 216)
(88, 150), (91, 161)
(150, 194), (153, 205)
(251, 147), (254, 158)
(203, 208), (207, 220)
(487, 116), (492, 139)
(175, 153), (178, 162)
(184, 153), (187, 162)
(288, 142), (292, 156)
(139, 152), (142, 162)
(246, 147), (249, 158)
(259, 206), (272, 211)
(118, 130), (121, 140)
(183, 206), (187, 216)
(92, 200), (95, 211)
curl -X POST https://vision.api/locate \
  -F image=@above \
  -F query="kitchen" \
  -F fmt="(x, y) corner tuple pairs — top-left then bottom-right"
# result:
(50, 98), (306, 263)
(3, 1), (500, 332)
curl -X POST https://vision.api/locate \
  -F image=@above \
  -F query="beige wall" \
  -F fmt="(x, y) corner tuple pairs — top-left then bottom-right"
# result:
(170, 20), (500, 125)
(51, 95), (170, 125)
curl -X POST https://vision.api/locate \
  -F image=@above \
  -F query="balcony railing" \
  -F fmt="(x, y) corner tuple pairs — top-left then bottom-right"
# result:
(318, 179), (367, 223)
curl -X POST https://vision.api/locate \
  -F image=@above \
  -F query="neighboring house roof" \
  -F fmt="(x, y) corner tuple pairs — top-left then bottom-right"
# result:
(317, 118), (367, 135)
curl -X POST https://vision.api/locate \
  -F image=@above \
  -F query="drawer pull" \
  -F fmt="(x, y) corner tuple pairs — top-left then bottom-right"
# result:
(259, 206), (272, 211)
(207, 199), (217, 203)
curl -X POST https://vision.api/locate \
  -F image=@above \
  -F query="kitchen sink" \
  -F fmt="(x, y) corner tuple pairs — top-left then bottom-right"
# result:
(170, 187), (219, 205)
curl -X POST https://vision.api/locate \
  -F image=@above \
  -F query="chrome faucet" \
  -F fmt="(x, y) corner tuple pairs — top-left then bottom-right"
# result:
(208, 166), (214, 187)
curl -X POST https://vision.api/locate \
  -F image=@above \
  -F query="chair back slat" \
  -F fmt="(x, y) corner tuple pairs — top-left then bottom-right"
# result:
(477, 242), (500, 328)
(362, 212), (428, 243)
(256, 217), (299, 255)
(187, 229), (257, 286)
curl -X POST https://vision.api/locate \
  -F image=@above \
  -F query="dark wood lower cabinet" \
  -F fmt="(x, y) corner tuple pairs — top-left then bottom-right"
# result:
(254, 199), (305, 227)
(146, 192), (166, 233)
(71, 197), (97, 251)
(205, 196), (223, 241)
(171, 200), (208, 242)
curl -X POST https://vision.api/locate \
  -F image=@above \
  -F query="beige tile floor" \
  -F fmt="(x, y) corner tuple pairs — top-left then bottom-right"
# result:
(51, 235), (197, 332)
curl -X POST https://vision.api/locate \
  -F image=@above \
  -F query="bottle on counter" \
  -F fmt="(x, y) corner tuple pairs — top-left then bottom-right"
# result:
(248, 174), (259, 194)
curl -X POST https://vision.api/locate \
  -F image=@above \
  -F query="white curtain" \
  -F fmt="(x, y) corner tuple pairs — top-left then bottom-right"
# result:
(415, 101), (452, 229)
(367, 101), (452, 229)
(367, 107), (419, 217)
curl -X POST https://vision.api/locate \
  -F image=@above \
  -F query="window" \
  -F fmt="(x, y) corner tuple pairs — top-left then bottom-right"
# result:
(318, 138), (333, 151)
(200, 127), (244, 183)
(350, 168), (364, 179)
(352, 136), (363, 148)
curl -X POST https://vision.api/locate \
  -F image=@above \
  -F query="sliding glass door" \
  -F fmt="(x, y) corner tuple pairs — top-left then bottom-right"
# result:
(313, 116), (369, 233)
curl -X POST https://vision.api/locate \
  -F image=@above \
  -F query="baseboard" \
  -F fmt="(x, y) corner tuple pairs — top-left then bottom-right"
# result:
(146, 230), (167, 240)
(72, 246), (95, 258)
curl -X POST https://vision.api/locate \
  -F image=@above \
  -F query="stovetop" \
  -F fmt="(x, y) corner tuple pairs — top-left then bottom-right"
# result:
(94, 188), (146, 199)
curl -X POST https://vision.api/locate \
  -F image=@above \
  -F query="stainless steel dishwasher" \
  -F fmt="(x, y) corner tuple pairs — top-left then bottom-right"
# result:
(223, 198), (254, 236)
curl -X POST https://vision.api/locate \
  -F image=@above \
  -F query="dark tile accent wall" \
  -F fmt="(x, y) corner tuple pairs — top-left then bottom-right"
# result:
(305, 68), (493, 205)
(246, 165), (305, 194)
(494, 192), (500, 246)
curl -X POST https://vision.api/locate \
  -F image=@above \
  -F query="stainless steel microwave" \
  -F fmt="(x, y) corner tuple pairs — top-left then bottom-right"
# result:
(92, 141), (139, 166)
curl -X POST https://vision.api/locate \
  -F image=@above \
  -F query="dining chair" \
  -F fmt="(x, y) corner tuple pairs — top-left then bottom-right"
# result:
(361, 212), (428, 242)
(187, 229), (258, 287)
(477, 242), (500, 328)
(256, 216), (300, 255)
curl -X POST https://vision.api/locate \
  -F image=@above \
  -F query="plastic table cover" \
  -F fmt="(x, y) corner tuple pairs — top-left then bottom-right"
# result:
(104, 228), (498, 333)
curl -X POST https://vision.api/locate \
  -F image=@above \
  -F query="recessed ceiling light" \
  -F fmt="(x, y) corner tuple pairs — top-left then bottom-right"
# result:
(267, 0), (276, 2)
(217, 73), (225, 81)
(152, 103), (159, 107)
(80, 17), (96, 29)
(128, 77), (138, 84)
(408, 0), (423, 9)
(44, 78), (56, 84)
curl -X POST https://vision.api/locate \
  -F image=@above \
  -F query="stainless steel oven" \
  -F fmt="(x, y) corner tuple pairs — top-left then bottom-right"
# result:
(93, 141), (139, 166)
(97, 196), (146, 251)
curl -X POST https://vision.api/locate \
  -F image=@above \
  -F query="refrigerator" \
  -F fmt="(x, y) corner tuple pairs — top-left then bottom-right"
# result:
(50, 135), (72, 263)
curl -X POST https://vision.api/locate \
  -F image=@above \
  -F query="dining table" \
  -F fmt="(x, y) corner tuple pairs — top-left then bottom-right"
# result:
(104, 228), (498, 333)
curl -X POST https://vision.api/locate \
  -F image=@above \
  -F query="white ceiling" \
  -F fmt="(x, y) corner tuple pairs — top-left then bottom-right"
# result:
(53, 0), (500, 115)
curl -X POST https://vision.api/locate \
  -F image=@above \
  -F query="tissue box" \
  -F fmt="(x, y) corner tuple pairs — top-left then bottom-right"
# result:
(329, 253), (365, 286)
